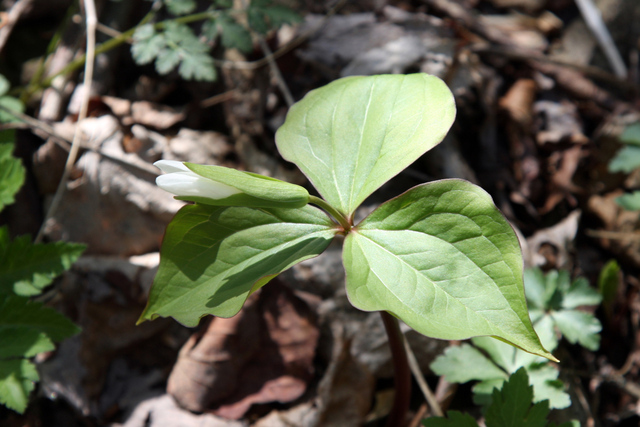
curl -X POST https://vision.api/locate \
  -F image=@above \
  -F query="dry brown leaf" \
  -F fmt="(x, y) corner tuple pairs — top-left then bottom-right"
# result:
(167, 281), (319, 419)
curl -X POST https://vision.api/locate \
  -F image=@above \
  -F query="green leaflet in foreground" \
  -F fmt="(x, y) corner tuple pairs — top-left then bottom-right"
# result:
(343, 179), (553, 360)
(139, 204), (338, 326)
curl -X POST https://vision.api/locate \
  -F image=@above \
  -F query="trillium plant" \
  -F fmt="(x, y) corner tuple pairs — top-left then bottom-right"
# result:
(139, 74), (554, 423)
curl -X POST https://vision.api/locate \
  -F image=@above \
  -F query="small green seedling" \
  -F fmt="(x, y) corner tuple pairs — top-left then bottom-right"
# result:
(423, 368), (578, 427)
(609, 122), (640, 210)
(0, 140), (84, 413)
(140, 73), (554, 363)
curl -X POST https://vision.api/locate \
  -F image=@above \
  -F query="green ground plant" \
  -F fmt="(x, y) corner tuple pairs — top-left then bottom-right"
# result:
(0, 76), (84, 414)
(141, 73), (555, 424)
(608, 122), (640, 210)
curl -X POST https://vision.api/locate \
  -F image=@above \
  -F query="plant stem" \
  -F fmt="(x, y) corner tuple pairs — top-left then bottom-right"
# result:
(381, 311), (411, 427)
(308, 195), (351, 231)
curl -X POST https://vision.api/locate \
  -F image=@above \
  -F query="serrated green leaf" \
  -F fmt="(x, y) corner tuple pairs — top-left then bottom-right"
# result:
(155, 48), (181, 74)
(218, 17), (253, 53)
(131, 25), (166, 65)
(164, 0), (196, 15)
(526, 364), (570, 410)
(430, 344), (508, 383)
(0, 328), (54, 359)
(178, 53), (216, 81)
(485, 368), (549, 427)
(561, 277), (602, 309)
(609, 145), (640, 173)
(0, 96), (25, 123)
(620, 122), (640, 146)
(343, 180), (552, 359)
(616, 191), (640, 210)
(422, 410), (479, 427)
(598, 259), (620, 306)
(139, 204), (337, 326)
(0, 143), (25, 213)
(551, 310), (601, 350)
(0, 294), (81, 342)
(0, 359), (38, 413)
(276, 73), (456, 218)
(262, 5), (302, 28)
(247, 7), (269, 34)
(0, 227), (86, 296)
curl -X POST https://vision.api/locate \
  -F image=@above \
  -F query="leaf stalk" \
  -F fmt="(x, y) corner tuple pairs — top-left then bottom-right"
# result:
(381, 311), (411, 427)
(308, 195), (351, 232)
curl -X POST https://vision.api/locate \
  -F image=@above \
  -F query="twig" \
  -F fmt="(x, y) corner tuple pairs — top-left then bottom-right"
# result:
(585, 229), (640, 241)
(0, 0), (32, 54)
(200, 89), (238, 108)
(257, 36), (294, 107)
(35, 0), (98, 243)
(404, 338), (443, 416)
(381, 311), (411, 427)
(574, 0), (627, 78)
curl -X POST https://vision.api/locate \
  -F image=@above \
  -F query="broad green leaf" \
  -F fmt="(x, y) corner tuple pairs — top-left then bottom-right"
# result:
(620, 122), (640, 146)
(423, 411), (479, 427)
(216, 16), (253, 53)
(0, 227), (86, 296)
(485, 368), (549, 427)
(551, 310), (601, 350)
(0, 294), (81, 343)
(0, 359), (38, 413)
(139, 204), (337, 326)
(430, 344), (507, 383)
(598, 259), (620, 306)
(609, 145), (640, 173)
(343, 180), (552, 359)
(616, 191), (640, 210)
(0, 143), (25, 212)
(276, 73), (456, 217)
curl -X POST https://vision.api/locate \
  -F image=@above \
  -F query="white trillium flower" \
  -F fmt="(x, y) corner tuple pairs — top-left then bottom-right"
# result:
(155, 160), (241, 200)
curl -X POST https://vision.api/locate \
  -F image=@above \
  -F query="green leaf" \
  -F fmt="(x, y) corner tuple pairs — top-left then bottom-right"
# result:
(616, 191), (640, 210)
(0, 227), (86, 296)
(0, 328), (54, 359)
(164, 0), (196, 15)
(598, 259), (620, 306)
(247, 6), (270, 34)
(343, 180), (552, 359)
(155, 48), (182, 74)
(0, 294), (81, 343)
(0, 143), (25, 213)
(0, 96), (25, 123)
(261, 4), (302, 28)
(131, 25), (166, 65)
(551, 310), (601, 350)
(139, 204), (337, 326)
(218, 17), (253, 53)
(608, 145), (640, 173)
(620, 122), (640, 146)
(430, 344), (508, 383)
(0, 75), (9, 97)
(276, 73), (456, 218)
(524, 268), (602, 351)
(0, 359), (38, 413)
(423, 411), (479, 427)
(485, 368), (549, 427)
(177, 50), (216, 81)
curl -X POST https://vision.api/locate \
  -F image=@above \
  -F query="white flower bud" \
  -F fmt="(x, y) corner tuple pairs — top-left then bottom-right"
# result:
(154, 160), (241, 200)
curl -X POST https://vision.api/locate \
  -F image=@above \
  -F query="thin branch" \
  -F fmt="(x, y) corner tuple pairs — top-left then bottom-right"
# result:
(0, 0), (32, 54)
(575, 0), (627, 78)
(35, 0), (98, 243)
(586, 229), (640, 241)
(404, 338), (443, 417)
(257, 35), (294, 107)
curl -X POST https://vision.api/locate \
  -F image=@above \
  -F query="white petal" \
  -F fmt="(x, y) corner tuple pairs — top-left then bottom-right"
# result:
(154, 160), (191, 173)
(156, 172), (241, 199)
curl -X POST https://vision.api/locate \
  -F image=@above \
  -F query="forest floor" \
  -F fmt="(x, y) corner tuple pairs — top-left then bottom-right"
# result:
(2, 0), (640, 426)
